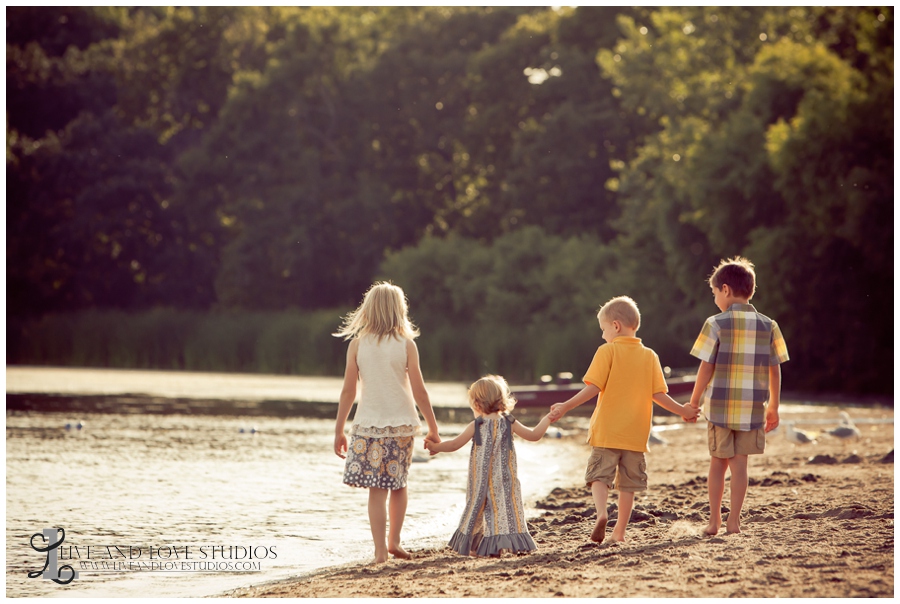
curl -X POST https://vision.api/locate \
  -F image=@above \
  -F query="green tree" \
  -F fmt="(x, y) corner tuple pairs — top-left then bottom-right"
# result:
(7, 7), (290, 314)
(111, 7), (283, 147)
(7, 111), (213, 314)
(6, 7), (123, 138)
(176, 8), (396, 309)
(350, 7), (530, 240)
(379, 226), (622, 382)
(446, 7), (642, 240)
(601, 6), (893, 393)
(749, 12), (893, 393)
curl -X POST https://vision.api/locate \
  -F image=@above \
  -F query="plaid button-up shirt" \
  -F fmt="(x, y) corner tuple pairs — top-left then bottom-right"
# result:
(690, 303), (790, 431)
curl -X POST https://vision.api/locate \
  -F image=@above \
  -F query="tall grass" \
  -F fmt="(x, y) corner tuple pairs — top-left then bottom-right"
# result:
(8, 309), (349, 376)
(7, 309), (602, 383)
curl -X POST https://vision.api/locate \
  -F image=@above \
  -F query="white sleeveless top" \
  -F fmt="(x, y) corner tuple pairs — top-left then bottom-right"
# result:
(351, 334), (421, 437)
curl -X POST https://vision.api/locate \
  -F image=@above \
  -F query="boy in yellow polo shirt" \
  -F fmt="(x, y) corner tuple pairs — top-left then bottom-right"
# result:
(550, 296), (698, 544)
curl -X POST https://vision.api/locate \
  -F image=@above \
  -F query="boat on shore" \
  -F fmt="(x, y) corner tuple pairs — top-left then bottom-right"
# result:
(510, 370), (696, 414)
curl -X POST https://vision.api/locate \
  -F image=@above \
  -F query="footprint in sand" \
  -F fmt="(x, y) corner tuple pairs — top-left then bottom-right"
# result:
(821, 503), (876, 520)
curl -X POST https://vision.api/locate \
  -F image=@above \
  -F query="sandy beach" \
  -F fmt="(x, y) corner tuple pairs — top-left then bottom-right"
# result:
(228, 405), (893, 598)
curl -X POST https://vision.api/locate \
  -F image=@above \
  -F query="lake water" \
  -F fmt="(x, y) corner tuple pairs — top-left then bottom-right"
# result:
(5, 367), (587, 598)
(5, 366), (472, 407)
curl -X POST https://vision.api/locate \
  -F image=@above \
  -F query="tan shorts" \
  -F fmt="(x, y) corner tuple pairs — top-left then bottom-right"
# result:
(707, 422), (766, 458)
(584, 447), (647, 492)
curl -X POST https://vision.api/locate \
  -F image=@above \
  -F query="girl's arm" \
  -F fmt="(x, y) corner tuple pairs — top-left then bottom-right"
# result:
(407, 339), (441, 444)
(334, 339), (360, 458)
(424, 422), (475, 454)
(511, 414), (552, 442)
(549, 384), (601, 420)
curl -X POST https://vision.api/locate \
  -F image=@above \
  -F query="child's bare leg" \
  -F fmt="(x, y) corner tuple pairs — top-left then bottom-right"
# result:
(387, 487), (410, 558)
(611, 490), (634, 542)
(725, 455), (748, 534)
(705, 456), (729, 535)
(590, 481), (610, 543)
(367, 488), (389, 563)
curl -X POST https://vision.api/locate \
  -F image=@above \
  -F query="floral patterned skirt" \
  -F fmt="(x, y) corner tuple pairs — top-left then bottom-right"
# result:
(342, 426), (415, 490)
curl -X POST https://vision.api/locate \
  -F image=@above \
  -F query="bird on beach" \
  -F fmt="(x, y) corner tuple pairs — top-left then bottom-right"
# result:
(826, 411), (861, 442)
(784, 421), (817, 445)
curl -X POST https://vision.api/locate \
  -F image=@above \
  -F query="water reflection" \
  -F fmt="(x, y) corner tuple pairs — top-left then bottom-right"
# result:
(7, 409), (585, 597)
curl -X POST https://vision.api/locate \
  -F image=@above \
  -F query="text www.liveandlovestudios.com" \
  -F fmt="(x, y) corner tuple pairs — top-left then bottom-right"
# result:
(28, 527), (275, 585)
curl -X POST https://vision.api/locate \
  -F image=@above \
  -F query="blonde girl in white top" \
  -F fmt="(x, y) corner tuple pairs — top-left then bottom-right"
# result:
(333, 282), (441, 563)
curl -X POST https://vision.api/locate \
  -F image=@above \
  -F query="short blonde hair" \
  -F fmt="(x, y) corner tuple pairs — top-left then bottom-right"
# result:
(597, 295), (641, 330)
(468, 375), (516, 415)
(333, 282), (420, 341)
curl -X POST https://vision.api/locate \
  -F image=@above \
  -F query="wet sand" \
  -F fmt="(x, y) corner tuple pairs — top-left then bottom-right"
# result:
(227, 406), (893, 598)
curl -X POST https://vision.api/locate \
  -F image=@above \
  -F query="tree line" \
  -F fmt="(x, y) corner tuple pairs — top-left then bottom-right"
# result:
(6, 7), (893, 394)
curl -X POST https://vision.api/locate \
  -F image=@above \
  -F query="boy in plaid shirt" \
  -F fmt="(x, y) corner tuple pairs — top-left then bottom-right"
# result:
(688, 257), (789, 535)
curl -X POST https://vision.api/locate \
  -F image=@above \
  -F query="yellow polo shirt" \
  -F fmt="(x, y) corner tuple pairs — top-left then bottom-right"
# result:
(583, 336), (668, 453)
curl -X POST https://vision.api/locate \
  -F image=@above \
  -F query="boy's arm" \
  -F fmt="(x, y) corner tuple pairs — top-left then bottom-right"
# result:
(688, 360), (715, 410)
(407, 339), (441, 444)
(424, 422), (475, 454)
(511, 414), (552, 442)
(765, 364), (781, 433)
(651, 392), (699, 421)
(549, 384), (601, 420)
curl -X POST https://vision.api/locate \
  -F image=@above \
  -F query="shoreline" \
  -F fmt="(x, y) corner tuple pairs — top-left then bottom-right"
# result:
(7, 390), (894, 424)
(223, 405), (894, 598)
(7, 365), (894, 409)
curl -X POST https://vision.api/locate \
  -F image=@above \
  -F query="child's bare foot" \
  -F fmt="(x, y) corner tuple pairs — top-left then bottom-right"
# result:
(388, 545), (411, 559)
(725, 519), (741, 534)
(610, 530), (627, 543)
(703, 521), (721, 536)
(590, 516), (607, 543)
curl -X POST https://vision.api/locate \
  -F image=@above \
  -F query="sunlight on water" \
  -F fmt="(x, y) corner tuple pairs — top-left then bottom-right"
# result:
(9, 366), (873, 597)
(6, 408), (584, 597)
(6, 366), (469, 407)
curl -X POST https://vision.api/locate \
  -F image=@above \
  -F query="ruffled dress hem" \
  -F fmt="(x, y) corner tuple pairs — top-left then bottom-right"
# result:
(448, 529), (536, 557)
(351, 423), (419, 438)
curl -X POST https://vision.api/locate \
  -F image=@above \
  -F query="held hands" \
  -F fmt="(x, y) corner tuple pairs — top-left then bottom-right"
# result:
(422, 432), (441, 455)
(680, 403), (700, 423)
(424, 439), (440, 456)
(548, 403), (567, 422)
(424, 431), (441, 445)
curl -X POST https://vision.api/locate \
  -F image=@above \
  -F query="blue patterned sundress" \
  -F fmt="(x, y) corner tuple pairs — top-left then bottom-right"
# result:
(448, 414), (537, 556)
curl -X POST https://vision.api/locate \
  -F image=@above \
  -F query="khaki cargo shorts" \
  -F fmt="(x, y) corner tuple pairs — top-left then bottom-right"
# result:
(584, 447), (647, 492)
(707, 422), (766, 458)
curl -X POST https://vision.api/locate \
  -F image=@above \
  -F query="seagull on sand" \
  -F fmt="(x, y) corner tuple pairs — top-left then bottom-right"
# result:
(784, 421), (817, 445)
(826, 411), (861, 442)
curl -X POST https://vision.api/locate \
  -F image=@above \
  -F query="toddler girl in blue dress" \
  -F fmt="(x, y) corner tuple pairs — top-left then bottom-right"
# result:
(425, 375), (552, 556)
